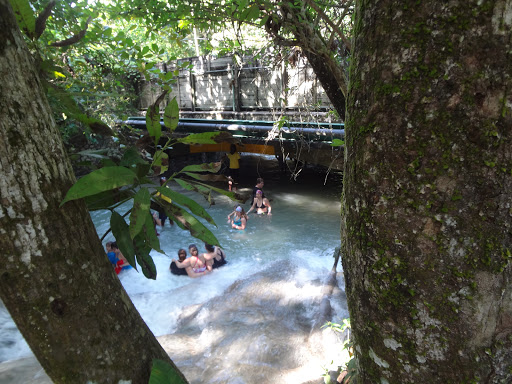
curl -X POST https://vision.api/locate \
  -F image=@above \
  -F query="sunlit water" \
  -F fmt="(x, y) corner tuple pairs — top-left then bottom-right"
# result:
(0, 155), (350, 383)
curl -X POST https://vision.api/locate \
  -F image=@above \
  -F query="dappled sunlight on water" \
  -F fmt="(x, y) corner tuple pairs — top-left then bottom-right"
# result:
(0, 156), (349, 383)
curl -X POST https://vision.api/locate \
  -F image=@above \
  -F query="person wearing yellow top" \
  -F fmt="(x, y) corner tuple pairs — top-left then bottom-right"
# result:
(226, 144), (241, 191)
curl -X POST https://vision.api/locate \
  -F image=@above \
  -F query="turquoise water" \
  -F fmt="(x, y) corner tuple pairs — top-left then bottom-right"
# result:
(0, 155), (349, 383)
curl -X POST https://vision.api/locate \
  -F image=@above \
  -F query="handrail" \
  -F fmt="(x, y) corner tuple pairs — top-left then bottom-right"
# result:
(120, 118), (345, 140)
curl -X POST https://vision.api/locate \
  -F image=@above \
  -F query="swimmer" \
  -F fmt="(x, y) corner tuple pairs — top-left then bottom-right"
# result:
(111, 242), (132, 271)
(170, 249), (188, 276)
(230, 206), (247, 230)
(203, 243), (228, 269)
(247, 189), (272, 215)
(227, 204), (248, 222)
(172, 244), (210, 277)
(106, 242), (123, 274)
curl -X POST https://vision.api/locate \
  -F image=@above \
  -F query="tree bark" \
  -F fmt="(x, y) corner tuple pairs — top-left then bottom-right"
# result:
(342, 0), (512, 383)
(0, 1), (187, 383)
(267, 0), (348, 120)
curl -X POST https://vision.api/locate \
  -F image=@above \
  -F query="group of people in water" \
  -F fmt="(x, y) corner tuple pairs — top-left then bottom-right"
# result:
(169, 243), (228, 277)
(105, 172), (272, 278)
(169, 177), (271, 277)
(105, 241), (132, 274)
(226, 178), (272, 230)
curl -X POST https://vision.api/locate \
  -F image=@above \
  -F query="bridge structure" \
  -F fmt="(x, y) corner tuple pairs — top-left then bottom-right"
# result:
(134, 54), (346, 170)
(122, 115), (345, 171)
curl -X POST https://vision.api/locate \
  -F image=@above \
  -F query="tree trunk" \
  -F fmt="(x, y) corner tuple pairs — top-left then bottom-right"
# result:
(0, 2), (187, 383)
(267, 1), (348, 120)
(342, 1), (512, 383)
(303, 49), (346, 120)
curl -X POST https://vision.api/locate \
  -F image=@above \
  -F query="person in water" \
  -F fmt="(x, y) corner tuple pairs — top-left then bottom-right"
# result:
(226, 144), (241, 191)
(227, 204), (248, 222)
(251, 178), (265, 205)
(111, 242), (132, 272)
(203, 243), (228, 269)
(170, 249), (189, 276)
(106, 242), (123, 274)
(155, 176), (173, 227)
(230, 206), (247, 230)
(172, 244), (210, 277)
(247, 189), (272, 215)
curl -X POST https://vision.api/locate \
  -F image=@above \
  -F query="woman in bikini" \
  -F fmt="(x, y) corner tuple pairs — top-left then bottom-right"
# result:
(172, 244), (210, 278)
(203, 243), (228, 269)
(230, 206), (247, 230)
(247, 189), (272, 215)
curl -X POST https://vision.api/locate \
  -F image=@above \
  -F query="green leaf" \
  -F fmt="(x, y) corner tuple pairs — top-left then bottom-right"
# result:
(146, 104), (161, 145)
(130, 188), (151, 239)
(156, 187), (215, 225)
(110, 211), (137, 269)
(60, 166), (137, 206)
(10, 0), (36, 38)
(174, 178), (213, 199)
(153, 150), (168, 175)
(246, 4), (260, 20)
(144, 211), (163, 253)
(120, 147), (146, 168)
(182, 172), (205, 181)
(331, 139), (345, 147)
(149, 359), (187, 384)
(166, 204), (219, 246)
(179, 162), (221, 174)
(101, 158), (118, 167)
(179, 177), (242, 203)
(133, 233), (156, 279)
(178, 132), (220, 145)
(163, 97), (179, 132)
(84, 189), (134, 211)
(46, 86), (82, 117)
(135, 163), (152, 179)
(164, 71), (174, 81)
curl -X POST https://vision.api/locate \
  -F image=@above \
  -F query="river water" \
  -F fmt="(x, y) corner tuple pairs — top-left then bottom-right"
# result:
(0, 155), (349, 383)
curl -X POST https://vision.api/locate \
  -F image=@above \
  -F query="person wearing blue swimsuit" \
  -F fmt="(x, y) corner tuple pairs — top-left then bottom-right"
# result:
(230, 206), (247, 230)
(111, 242), (132, 271)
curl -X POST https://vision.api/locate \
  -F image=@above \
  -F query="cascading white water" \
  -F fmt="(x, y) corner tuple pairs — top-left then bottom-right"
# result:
(0, 155), (350, 383)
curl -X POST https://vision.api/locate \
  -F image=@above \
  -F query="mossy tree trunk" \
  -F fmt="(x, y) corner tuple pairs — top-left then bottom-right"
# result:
(342, 1), (512, 382)
(0, 2), (187, 383)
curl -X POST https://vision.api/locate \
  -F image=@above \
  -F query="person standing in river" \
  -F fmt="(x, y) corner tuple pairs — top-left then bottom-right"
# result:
(247, 189), (272, 216)
(226, 144), (241, 191)
(251, 177), (265, 205)
(230, 206), (247, 230)
(155, 176), (172, 227)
